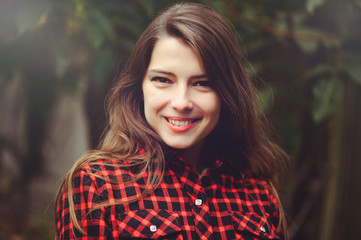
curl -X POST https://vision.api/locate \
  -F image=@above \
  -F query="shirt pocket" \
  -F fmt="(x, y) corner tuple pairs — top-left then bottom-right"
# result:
(231, 211), (278, 239)
(117, 209), (182, 239)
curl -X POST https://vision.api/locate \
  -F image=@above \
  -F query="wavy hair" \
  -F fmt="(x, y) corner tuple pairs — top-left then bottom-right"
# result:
(56, 2), (287, 237)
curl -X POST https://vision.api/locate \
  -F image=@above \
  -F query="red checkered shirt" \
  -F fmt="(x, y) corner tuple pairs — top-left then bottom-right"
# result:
(57, 153), (283, 239)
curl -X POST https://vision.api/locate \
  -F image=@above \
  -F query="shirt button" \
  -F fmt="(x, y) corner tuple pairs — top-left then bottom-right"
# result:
(195, 199), (202, 206)
(150, 225), (157, 232)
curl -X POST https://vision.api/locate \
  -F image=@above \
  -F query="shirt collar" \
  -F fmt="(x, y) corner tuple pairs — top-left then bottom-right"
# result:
(165, 150), (224, 179)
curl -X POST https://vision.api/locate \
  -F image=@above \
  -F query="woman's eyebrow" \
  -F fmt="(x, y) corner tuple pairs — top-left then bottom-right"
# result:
(148, 69), (176, 77)
(148, 69), (208, 79)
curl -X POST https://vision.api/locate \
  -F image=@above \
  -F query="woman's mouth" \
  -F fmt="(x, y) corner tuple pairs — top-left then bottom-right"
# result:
(164, 117), (200, 132)
(166, 118), (198, 126)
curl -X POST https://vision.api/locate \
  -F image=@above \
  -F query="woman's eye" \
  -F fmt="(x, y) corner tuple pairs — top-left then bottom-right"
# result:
(194, 81), (212, 88)
(151, 77), (171, 84)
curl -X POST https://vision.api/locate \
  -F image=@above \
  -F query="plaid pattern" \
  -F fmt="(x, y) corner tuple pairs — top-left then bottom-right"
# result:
(57, 153), (283, 239)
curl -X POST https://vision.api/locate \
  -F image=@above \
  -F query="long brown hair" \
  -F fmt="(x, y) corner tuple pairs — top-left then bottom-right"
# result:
(56, 2), (287, 237)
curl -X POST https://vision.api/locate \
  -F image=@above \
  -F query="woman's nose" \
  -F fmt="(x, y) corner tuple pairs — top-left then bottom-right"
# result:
(170, 86), (193, 112)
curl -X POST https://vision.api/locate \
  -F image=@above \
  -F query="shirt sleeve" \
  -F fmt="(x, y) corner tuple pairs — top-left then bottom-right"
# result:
(243, 178), (285, 239)
(56, 169), (112, 240)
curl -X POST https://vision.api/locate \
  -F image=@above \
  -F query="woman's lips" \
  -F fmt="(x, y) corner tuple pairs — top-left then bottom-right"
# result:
(164, 117), (200, 133)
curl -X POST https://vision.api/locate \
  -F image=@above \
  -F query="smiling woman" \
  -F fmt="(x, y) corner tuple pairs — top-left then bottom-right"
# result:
(142, 37), (221, 157)
(56, 2), (288, 240)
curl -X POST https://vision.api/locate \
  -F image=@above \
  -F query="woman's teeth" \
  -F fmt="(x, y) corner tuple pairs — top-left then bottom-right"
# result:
(168, 119), (191, 126)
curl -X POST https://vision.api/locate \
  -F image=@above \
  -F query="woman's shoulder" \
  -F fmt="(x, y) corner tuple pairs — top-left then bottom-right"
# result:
(237, 175), (280, 209)
(220, 166), (272, 192)
(216, 165), (280, 209)
(61, 158), (147, 207)
(78, 158), (136, 175)
(241, 175), (270, 190)
(72, 158), (144, 189)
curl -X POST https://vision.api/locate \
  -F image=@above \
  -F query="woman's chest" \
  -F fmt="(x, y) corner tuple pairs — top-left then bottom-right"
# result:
(107, 176), (277, 239)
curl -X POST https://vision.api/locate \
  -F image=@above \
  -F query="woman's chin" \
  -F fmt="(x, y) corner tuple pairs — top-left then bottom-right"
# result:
(165, 142), (191, 150)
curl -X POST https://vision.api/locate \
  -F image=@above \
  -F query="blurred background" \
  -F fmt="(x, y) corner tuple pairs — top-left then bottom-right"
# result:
(0, 0), (360, 239)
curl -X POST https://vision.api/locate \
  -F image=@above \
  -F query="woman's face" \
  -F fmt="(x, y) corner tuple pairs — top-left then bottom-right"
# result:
(142, 37), (221, 150)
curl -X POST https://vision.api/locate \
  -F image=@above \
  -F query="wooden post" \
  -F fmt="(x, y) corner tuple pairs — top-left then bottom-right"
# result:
(320, 80), (361, 239)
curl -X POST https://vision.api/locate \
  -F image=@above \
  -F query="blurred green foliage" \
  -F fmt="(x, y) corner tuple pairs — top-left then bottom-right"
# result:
(0, 0), (360, 239)
(1, 0), (360, 124)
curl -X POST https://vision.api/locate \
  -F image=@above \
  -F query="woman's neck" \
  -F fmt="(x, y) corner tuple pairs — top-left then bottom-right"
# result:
(179, 140), (204, 172)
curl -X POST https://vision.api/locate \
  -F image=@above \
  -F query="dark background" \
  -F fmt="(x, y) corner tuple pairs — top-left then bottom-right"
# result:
(1, 0), (360, 239)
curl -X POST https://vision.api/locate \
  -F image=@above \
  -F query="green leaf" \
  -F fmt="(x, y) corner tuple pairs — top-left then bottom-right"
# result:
(311, 77), (344, 123)
(341, 52), (361, 85)
(306, 0), (327, 14)
(86, 7), (115, 48)
(51, 40), (70, 80)
(289, 12), (323, 53)
(55, 53), (69, 80)
(257, 86), (274, 114)
(294, 26), (322, 54)
(298, 64), (333, 87)
(296, 39), (319, 53)
(302, 65), (332, 80)
(15, 0), (50, 36)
